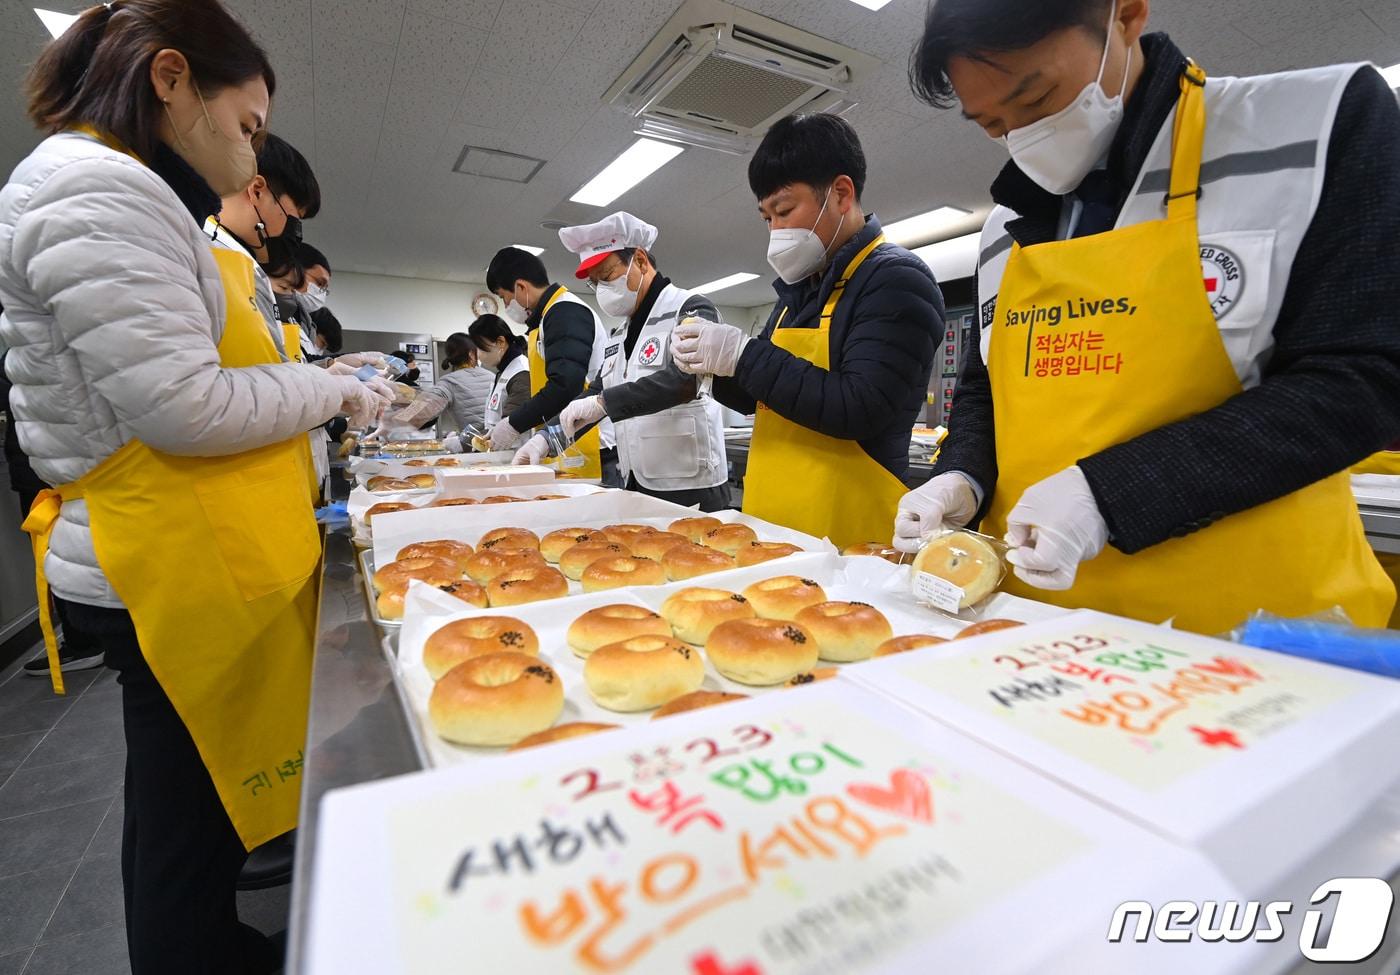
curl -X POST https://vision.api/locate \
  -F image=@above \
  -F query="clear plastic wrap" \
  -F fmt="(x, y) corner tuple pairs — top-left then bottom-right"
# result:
(909, 529), (1009, 619)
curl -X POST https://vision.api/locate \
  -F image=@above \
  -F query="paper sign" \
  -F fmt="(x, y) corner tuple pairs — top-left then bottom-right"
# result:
(912, 571), (963, 613)
(307, 682), (1257, 974)
(847, 610), (1400, 885)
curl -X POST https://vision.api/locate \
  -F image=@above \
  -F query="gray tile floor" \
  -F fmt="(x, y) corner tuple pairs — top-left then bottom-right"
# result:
(0, 649), (290, 973)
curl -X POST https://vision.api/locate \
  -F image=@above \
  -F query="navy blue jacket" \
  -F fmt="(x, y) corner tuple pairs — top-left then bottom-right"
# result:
(717, 216), (943, 478)
(934, 34), (1400, 553)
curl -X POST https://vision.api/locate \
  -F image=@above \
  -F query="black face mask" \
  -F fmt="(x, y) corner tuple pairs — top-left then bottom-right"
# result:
(274, 292), (298, 324)
(254, 196), (303, 278)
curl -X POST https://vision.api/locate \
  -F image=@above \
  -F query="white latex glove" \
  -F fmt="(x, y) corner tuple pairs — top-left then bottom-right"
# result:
(488, 416), (524, 451)
(512, 434), (550, 467)
(1004, 465), (1109, 591)
(892, 473), (980, 554)
(333, 351), (387, 369)
(561, 395), (607, 442)
(325, 361), (358, 377)
(336, 376), (392, 429)
(363, 376), (398, 404)
(671, 320), (749, 377)
(443, 433), (464, 454)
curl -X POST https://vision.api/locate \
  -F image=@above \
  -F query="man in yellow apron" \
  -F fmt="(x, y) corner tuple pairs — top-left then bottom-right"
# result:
(897, 0), (1399, 633)
(486, 246), (612, 481)
(666, 114), (945, 549)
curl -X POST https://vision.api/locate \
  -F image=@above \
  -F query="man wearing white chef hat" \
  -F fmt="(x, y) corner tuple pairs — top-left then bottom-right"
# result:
(527, 211), (730, 510)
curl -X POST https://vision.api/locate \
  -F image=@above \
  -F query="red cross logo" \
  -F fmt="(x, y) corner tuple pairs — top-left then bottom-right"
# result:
(1191, 726), (1244, 749)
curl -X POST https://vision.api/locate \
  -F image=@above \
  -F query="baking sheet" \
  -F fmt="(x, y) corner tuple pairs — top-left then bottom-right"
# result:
(349, 451), (518, 481)
(392, 551), (1064, 768)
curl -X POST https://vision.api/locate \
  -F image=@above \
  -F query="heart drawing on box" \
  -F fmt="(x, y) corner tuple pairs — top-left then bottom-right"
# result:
(846, 769), (934, 823)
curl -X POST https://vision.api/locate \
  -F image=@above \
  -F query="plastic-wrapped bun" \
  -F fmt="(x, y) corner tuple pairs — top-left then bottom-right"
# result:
(911, 531), (1004, 612)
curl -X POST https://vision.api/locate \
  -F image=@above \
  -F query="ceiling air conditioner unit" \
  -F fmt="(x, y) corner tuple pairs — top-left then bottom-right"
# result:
(604, 0), (879, 155)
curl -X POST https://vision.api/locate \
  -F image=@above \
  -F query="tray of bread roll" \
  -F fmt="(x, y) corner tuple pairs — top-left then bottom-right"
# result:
(358, 509), (832, 627)
(348, 450), (517, 478)
(348, 482), (610, 547)
(388, 547), (1066, 767)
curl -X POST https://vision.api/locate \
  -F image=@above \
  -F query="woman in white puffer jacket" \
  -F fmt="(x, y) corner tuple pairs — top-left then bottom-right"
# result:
(0, 2), (387, 971)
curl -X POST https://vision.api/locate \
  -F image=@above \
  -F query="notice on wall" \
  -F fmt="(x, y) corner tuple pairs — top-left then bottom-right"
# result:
(306, 680), (1255, 975)
(846, 610), (1400, 879)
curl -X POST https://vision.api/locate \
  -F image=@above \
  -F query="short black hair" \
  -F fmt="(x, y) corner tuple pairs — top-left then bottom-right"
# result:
(309, 307), (342, 353)
(257, 134), (321, 219)
(910, 0), (1112, 108)
(298, 242), (330, 274)
(486, 247), (549, 294)
(615, 247), (659, 272)
(748, 113), (866, 202)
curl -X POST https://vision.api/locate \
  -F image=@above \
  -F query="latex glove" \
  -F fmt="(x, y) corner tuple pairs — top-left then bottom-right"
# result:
(1004, 465), (1109, 591)
(671, 320), (749, 377)
(892, 473), (980, 554)
(336, 376), (391, 429)
(512, 434), (550, 467)
(443, 433), (464, 454)
(363, 376), (398, 404)
(325, 361), (358, 377)
(488, 416), (524, 451)
(334, 351), (386, 369)
(561, 395), (606, 442)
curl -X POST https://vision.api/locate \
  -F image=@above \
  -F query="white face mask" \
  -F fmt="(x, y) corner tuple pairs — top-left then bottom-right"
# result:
(999, 1), (1132, 195)
(766, 186), (844, 285)
(503, 297), (529, 325)
(295, 283), (327, 314)
(594, 255), (638, 318)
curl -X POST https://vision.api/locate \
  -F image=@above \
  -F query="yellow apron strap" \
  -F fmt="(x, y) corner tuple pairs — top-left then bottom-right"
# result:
(1166, 61), (1207, 223)
(20, 490), (66, 695)
(774, 306), (789, 329)
(820, 234), (886, 330)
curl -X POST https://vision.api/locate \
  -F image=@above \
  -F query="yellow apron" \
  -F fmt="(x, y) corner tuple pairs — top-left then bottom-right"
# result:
(741, 235), (910, 550)
(23, 246), (320, 851)
(982, 63), (1394, 634)
(281, 322), (306, 364)
(527, 287), (603, 480)
(1352, 449), (1400, 628)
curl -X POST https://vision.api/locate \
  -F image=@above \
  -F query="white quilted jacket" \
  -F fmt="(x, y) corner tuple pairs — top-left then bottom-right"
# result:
(0, 131), (345, 607)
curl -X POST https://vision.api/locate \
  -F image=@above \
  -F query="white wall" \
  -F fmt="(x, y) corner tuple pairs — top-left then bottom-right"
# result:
(329, 271), (484, 341)
(330, 270), (775, 340)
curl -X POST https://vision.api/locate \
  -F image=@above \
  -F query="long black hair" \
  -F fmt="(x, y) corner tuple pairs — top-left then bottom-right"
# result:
(468, 314), (527, 358)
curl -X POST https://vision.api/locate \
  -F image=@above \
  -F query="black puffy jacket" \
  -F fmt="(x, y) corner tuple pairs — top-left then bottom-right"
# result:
(718, 216), (943, 478)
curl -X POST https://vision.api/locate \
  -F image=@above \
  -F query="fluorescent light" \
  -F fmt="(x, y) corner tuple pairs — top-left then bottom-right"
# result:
(882, 206), (972, 247)
(846, 0), (895, 8)
(911, 232), (981, 283)
(1382, 62), (1400, 89)
(512, 244), (545, 256)
(570, 139), (683, 207)
(34, 7), (79, 38)
(693, 272), (760, 295)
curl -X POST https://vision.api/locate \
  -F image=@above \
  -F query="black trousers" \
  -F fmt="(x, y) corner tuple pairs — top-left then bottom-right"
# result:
(625, 474), (732, 512)
(57, 598), (274, 974)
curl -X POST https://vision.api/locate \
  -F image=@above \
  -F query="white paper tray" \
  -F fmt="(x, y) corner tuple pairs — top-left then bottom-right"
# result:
(358, 504), (837, 625)
(392, 550), (1064, 768)
(347, 482), (608, 547)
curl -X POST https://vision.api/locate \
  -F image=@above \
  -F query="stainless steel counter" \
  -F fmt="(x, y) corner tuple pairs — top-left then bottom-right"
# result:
(286, 483), (421, 975)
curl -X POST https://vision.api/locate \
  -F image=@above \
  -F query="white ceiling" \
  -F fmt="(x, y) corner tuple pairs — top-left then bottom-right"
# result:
(0, 0), (1397, 306)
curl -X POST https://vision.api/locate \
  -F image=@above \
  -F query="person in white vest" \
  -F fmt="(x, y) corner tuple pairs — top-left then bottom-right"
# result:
(485, 246), (620, 484)
(896, 0), (1400, 634)
(533, 212), (730, 510)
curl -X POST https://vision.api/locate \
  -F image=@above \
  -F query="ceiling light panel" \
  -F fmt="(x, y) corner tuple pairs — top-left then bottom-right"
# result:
(34, 8), (78, 38)
(570, 139), (684, 208)
(694, 272), (760, 294)
(882, 206), (973, 247)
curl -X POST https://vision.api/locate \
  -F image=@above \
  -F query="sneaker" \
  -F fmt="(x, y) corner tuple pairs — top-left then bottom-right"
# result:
(21, 645), (105, 677)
